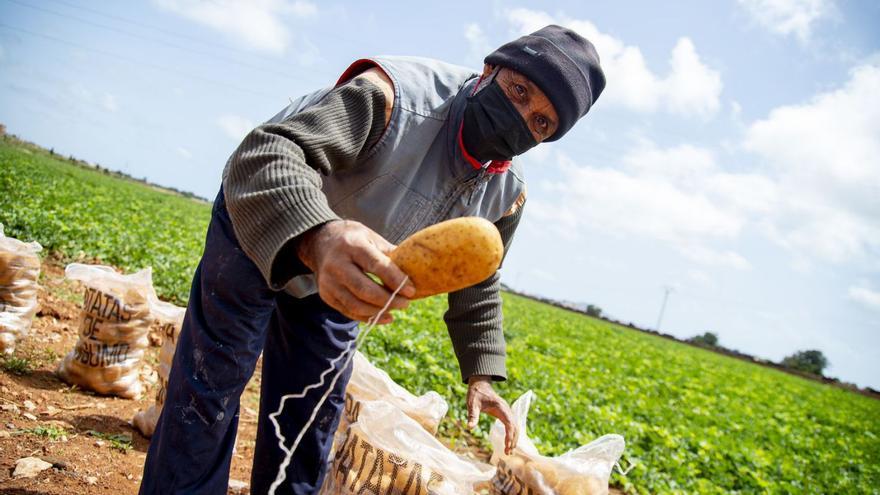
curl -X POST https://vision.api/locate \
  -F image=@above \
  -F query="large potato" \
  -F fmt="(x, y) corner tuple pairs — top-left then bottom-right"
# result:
(389, 217), (503, 298)
(556, 475), (607, 495)
(523, 458), (560, 490)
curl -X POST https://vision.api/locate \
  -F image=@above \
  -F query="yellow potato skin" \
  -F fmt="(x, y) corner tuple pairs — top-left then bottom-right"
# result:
(556, 476), (607, 495)
(389, 217), (503, 298)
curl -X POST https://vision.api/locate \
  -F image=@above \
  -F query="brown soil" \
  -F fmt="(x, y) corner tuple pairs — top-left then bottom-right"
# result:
(0, 260), (261, 494)
(1, 259), (624, 495)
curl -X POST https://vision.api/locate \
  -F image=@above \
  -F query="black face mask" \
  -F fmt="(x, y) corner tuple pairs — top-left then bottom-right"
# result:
(462, 78), (538, 162)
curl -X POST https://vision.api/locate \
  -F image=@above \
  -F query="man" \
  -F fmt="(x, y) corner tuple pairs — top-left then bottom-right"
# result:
(140, 25), (605, 494)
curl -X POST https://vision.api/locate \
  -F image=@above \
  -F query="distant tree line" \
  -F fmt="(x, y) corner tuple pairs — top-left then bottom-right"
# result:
(687, 332), (829, 377)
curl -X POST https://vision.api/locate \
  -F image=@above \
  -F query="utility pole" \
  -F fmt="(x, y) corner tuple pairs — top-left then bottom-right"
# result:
(655, 286), (674, 331)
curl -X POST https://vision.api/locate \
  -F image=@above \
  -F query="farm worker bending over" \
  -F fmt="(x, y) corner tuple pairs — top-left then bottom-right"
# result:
(140, 25), (605, 495)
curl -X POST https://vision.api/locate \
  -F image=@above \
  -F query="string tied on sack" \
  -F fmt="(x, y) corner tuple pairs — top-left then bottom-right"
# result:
(267, 276), (409, 495)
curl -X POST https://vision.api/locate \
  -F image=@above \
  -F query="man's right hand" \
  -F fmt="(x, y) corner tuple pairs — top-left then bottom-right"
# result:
(297, 220), (416, 324)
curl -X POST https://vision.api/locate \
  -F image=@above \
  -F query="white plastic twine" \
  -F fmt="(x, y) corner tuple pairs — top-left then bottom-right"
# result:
(615, 458), (637, 476)
(267, 276), (410, 495)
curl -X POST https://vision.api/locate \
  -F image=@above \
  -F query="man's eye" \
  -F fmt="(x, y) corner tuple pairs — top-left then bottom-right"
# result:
(535, 115), (548, 132)
(514, 84), (526, 98)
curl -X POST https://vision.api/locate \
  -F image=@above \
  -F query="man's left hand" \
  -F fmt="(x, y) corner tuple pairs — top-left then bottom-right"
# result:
(466, 375), (519, 455)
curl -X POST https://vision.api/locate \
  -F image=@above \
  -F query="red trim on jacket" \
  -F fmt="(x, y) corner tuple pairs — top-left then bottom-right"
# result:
(338, 60), (511, 174)
(336, 58), (382, 86)
(457, 72), (511, 174)
(457, 122), (511, 174)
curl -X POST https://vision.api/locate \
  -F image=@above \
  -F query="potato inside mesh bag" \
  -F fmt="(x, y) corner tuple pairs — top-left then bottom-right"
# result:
(0, 225), (42, 354)
(322, 400), (494, 495)
(133, 299), (186, 436)
(489, 391), (625, 495)
(343, 351), (448, 433)
(56, 263), (155, 399)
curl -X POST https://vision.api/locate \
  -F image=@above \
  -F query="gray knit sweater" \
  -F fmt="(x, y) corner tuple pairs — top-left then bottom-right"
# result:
(222, 77), (523, 382)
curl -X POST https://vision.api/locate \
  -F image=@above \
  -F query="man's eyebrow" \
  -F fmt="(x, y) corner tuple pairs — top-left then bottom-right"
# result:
(531, 98), (558, 127)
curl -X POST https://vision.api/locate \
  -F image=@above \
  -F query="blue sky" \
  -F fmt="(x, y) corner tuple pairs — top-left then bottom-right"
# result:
(1, 0), (878, 388)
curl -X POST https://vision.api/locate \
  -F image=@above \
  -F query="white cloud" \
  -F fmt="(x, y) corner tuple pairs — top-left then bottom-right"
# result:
(464, 23), (492, 68)
(528, 62), (879, 272)
(547, 153), (744, 241)
(737, 0), (834, 42)
(744, 63), (880, 264)
(503, 8), (722, 118)
(848, 284), (880, 311)
(101, 93), (118, 112)
(529, 144), (759, 270)
(154, 0), (317, 54)
(217, 114), (255, 141)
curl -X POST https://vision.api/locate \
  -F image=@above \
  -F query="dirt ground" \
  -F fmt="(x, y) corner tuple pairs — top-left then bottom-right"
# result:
(1, 259), (624, 494)
(0, 260), (262, 494)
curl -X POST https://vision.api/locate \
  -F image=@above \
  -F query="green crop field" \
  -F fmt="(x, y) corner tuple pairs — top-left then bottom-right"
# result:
(0, 138), (211, 303)
(2, 136), (879, 494)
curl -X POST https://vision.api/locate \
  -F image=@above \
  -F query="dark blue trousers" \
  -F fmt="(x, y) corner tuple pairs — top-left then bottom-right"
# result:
(140, 190), (357, 495)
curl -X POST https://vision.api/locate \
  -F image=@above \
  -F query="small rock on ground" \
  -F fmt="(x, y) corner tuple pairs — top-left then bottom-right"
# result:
(13, 457), (53, 479)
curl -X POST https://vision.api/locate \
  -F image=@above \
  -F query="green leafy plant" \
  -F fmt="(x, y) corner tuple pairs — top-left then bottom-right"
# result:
(1, 355), (34, 375)
(0, 138), (211, 303)
(87, 430), (133, 453)
(20, 425), (68, 440)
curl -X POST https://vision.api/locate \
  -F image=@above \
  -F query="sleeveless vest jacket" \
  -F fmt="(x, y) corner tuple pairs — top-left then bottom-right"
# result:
(265, 56), (526, 297)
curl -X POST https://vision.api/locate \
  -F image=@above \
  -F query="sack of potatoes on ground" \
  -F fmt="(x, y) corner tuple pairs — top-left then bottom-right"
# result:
(0, 224), (42, 355)
(321, 400), (493, 495)
(56, 263), (155, 399)
(327, 351), (449, 461)
(342, 351), (448, 433)
(489, 391), (625, 495)
(133, 298), (186, 437)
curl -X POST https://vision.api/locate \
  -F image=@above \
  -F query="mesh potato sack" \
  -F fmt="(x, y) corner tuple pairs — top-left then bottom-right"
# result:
(321, 400), (494, 495)
(133, 299), (186, 437)
(489, 391), (625, 495)
(0, 225), (42, 354)
(57, 263), (155, 399)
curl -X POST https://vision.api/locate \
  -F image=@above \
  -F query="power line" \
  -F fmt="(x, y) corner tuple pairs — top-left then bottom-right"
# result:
(3, 0), (316, 83)
(44, 0), (281, 63)
(0, 23), (278, 99)
(41, 0), (371, 66)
